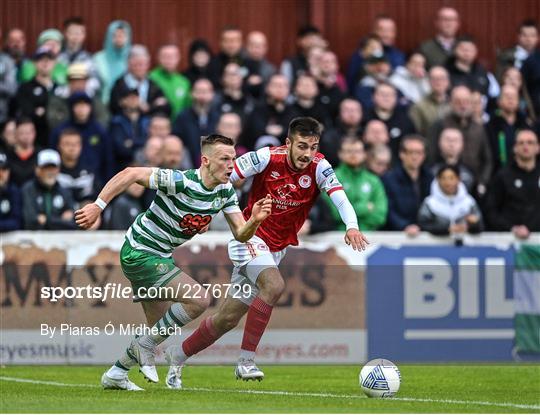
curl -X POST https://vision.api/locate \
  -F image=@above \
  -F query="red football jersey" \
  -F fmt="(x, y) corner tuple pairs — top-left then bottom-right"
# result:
(232, 146), (343, 251)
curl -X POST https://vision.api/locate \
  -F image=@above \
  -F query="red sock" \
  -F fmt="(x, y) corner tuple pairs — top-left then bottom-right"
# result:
(182, 316), (219, 357)
(241, 297), (273, 352)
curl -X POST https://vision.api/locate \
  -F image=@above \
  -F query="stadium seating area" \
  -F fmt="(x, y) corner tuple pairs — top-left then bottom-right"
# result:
(0, 9), (539, 237)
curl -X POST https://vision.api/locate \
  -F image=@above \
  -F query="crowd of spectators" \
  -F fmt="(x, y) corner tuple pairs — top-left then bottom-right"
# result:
(0, 9), (539, 240)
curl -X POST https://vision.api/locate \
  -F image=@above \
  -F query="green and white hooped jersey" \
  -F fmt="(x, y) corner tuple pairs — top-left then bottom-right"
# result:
(126, 168), (241, 257)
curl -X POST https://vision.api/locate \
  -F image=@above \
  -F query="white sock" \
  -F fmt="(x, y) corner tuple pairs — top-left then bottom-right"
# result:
(139, 303), (192, 349)
(239, 349), (256, 361)
(166, 344), (189, 366)
(107, 364), (128, 379)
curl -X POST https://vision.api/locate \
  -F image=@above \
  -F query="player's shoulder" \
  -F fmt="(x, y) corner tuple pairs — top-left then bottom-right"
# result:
(312, 151), (326, 165)
(269, 145), (288, 155)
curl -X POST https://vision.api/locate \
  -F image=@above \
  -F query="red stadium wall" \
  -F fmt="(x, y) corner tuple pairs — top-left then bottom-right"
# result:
(2, 0), (539, 71)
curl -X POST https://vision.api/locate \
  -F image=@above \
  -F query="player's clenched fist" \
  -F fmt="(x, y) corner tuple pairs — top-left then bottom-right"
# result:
(75, 203), (102, 229)
(252, 194), (272, 222)
(345, 228), (369, 251)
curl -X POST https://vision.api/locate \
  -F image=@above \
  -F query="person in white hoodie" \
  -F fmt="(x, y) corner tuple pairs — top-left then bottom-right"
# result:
(418, 164), (483, 237)
(390, 52), (431, 104)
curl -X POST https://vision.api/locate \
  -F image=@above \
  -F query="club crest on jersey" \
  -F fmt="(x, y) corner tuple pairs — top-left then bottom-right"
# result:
(277, 183), (297, 198)
(299, 175), (312, 188)
(212, 197), (225, 209)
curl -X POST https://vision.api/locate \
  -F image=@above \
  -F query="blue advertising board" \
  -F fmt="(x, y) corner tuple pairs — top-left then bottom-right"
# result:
(366, 246), (515, 361)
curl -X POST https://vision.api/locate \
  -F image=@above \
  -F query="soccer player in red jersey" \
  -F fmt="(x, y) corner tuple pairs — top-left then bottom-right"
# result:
(165, 117), (368, 388)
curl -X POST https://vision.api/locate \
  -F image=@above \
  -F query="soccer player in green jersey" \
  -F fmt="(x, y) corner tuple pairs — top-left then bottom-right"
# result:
(75, 134), (272, 390)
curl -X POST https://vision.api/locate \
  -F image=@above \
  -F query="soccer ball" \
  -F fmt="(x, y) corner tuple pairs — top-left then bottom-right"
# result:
(359, 358), (401, 398)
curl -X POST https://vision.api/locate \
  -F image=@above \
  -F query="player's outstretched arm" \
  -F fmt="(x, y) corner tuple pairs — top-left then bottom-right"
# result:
(75, 167), (153, 229)
(327, 189), (369, 251)
(224, 194), (272, 242)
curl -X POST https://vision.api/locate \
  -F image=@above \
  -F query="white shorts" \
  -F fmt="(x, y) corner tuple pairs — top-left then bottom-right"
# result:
(227, 235), (286, 305)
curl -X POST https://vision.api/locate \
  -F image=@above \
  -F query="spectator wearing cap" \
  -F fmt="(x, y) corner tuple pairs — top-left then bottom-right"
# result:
(409, 66), (451, 137)
(149, 44), (191, 119)
(485, 129), (540, 238)
(280, 25), (326, 86)
(14, 45), (61, 147)
(172, 78), (220, 166)
(47, 62), (109, 131)
(93, 20), (132, 104)
(56, 128), (99, 208)
(353, 50), (393, 110)
(419, 7), (460, 68)
(50, 91), (112, 182)
(110, 44), (170, 117)
(346, 35), (385, 94)
(0, 152), (22, 232)
(22, 149), (77, 230)
(389, 52), (431, 105)
(418, 164), (483, 236)
(348, 16), (405, 90)
(57, 17), (100, 96)
(19, 28), (68, 85)
(6, 117), (39, 186)
(182, 39), (214, 86)
(109, 88), (150, 171)
(321, 98), (363, 167)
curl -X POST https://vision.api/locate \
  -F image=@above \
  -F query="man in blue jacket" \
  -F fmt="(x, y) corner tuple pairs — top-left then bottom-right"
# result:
(382, 135), (433, 236)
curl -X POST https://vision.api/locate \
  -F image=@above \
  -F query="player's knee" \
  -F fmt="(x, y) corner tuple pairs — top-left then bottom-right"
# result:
(257, 270), (285, 305)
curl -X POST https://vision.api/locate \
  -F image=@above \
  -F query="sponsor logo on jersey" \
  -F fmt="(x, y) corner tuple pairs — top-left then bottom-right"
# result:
(250, 152), (260, 165)
(270, 171), (280, 179)
(322, 168), (334, 177)
(237, 156), (250, 171)
(277, 183), (297, 199)
(299, 175), (312, 188)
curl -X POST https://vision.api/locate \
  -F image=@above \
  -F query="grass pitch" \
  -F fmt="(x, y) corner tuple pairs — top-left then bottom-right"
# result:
(1, 364), (539, 413)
